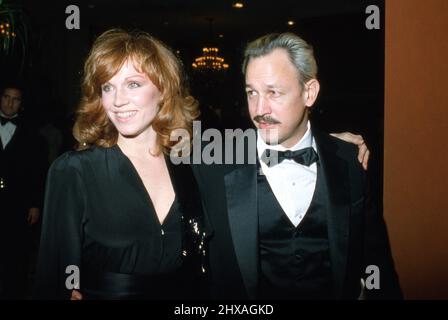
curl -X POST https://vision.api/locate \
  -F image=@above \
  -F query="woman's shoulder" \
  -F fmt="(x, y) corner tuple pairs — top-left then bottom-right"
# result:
(50, 146), (111, 173)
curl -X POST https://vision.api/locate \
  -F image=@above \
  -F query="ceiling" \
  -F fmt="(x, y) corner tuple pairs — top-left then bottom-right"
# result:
(24, 0), (369, 41)
(21, 0), (378, 69)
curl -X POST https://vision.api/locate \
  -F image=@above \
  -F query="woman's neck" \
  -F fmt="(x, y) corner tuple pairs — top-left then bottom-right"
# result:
(117, 126), (160, 159)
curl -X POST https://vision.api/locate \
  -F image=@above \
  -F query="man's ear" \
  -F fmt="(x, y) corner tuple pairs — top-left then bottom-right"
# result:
(304, 79), (320, 108)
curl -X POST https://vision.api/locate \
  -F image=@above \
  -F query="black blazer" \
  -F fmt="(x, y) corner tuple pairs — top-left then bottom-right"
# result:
(0, 118), (47, 235)
(0, 119), (47, 212)
(193, 128), (402, 300)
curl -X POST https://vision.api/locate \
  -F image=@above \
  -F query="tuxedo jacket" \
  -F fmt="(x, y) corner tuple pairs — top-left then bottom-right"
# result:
(0, 118), (47, 231)
(0, 118), (48, 299)
(192, 128), (402, 300)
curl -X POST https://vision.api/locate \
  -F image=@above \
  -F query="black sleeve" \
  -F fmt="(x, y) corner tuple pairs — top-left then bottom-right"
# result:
(33, 152), (85, 299)
(363, 174), (403, 299)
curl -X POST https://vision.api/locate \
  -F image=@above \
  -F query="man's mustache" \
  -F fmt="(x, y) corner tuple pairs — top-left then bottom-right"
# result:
(253, 115), (281, 125)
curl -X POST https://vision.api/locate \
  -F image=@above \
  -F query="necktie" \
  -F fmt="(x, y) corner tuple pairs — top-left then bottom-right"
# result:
(261, 147), (319, 167)
(0, 116), (18, 126)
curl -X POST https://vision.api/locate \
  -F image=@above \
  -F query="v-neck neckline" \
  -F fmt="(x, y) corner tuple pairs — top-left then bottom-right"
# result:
(113, 144), (176, 227)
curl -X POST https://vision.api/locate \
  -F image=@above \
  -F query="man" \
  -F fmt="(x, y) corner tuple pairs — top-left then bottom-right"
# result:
(0, 83), (47, 299)
(193, 33), (401, 299)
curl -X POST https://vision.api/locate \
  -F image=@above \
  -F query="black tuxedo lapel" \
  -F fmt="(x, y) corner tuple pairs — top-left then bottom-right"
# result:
(224, 163), (258, 299)
(313, 129), (351, 298)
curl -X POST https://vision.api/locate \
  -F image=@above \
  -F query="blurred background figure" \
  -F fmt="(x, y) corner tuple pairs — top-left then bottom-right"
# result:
(0, 81), (48, 299)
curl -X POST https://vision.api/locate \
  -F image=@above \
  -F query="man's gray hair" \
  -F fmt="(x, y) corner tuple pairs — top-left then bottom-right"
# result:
(242, 33), (318, 88)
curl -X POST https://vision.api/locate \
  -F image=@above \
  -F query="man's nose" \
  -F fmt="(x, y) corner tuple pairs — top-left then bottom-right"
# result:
(255, 95), (271, 115)
(113, 88), (129, 107)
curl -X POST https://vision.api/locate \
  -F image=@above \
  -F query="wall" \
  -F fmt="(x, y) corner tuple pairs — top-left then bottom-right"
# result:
(384, 0), (448, 299)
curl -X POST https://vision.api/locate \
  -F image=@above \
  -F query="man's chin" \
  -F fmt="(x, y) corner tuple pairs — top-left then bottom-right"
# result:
(258, 128), (282, 146)
(1, 111), (17, 118)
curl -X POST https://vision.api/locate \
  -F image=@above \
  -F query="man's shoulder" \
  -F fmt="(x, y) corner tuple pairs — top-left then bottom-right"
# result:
(314, 129), (359, 160)
(191, 160), (233, 181)
(313, 129), (365, 178)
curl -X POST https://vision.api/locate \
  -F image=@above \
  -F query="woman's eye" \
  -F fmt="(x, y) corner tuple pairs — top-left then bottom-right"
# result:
(102, 85), (111, 92)
(128, 81), (141, 89)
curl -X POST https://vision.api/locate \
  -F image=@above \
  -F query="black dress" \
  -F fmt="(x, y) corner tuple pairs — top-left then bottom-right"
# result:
(33, 145), (210, 300)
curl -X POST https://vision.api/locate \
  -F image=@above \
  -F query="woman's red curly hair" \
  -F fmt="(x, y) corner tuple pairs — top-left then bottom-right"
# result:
(73, 29), (199, 154)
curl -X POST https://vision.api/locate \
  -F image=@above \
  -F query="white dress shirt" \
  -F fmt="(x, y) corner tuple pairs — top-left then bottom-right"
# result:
(0, 111), (18, 149)
(257, 121), (317, 227)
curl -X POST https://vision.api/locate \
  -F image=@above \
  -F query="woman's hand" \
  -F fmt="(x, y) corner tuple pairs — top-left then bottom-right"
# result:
(70, 290), (83, 300)
(330, 132), (370, 170)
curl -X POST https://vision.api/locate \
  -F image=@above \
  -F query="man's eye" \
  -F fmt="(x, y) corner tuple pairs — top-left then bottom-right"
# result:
(246, 90), (257, 97)
(128, 82), (141, 89)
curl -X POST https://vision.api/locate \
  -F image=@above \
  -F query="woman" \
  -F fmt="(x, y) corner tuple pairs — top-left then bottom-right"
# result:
(34, 29), (209, 299)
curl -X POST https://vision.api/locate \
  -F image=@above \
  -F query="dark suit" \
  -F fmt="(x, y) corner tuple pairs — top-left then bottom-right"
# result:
(0, 117), (47, 299)
(193, 127), (402, 299)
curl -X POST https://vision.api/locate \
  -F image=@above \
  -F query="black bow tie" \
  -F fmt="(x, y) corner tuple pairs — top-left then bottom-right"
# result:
(261, 147), (319, 167)
(0, 116), (18, 126)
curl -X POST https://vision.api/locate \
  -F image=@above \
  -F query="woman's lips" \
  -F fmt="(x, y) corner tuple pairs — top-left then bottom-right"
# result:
(115, 111), (137, 123)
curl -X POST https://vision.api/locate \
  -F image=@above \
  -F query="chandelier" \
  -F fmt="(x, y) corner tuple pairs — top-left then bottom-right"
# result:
(0, 21), (16, 39)
(192, 47), (229, 71)
(192, 18), (229, 72)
